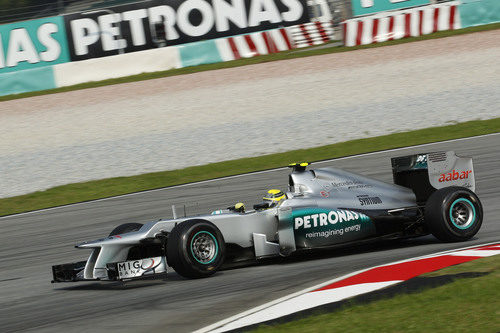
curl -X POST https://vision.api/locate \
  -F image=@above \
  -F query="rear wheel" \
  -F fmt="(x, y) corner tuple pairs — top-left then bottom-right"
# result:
(425, 186), (482, 242)
(167, 220), (225, 279)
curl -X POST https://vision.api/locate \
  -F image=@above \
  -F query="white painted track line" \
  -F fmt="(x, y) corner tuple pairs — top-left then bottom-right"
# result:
(209, 281), (401, 333)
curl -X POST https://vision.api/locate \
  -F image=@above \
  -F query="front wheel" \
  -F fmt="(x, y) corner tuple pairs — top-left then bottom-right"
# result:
(425, 186), (483, 242)
(167, 220), (225, 279)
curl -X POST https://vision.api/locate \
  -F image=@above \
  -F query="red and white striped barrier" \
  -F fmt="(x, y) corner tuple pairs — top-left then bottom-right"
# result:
(216, 28), (294, 61)
(198, 242), (500, 333)
(343, 1), (460, 47)
(289, 21), (336, 48)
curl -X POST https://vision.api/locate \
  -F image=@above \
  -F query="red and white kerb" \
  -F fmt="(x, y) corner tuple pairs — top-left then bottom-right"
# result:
(203, 243), (500, 333)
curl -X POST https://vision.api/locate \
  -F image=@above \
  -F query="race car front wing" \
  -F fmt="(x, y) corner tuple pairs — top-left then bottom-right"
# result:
(52, 256), (168, 282)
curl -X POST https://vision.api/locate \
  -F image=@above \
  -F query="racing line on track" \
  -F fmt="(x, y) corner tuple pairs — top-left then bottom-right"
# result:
(196, 242), (500, 332)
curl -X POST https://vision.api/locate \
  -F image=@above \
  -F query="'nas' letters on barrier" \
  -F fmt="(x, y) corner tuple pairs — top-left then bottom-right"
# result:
(0, 17), (69, 73)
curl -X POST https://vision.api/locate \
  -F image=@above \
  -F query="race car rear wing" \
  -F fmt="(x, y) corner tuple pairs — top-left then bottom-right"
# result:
(391, 151), (475, 204)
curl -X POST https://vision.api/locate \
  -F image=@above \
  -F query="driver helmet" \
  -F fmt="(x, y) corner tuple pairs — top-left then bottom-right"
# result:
(263, 189), (286, 207)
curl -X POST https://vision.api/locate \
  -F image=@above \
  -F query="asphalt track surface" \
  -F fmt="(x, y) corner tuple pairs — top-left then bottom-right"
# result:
(1, 134), (499, 333)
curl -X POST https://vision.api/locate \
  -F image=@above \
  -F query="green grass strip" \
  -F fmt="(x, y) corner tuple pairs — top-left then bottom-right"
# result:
(1, 118), (499, 217)
(252, 255), (500, 333)
(1, 22), (499, 102)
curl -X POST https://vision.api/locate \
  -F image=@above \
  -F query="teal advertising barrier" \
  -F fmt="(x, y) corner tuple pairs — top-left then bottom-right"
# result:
(351, 0), (430, 16)
(0, 16), (70, 74)
(459, 0), (500, 28)
(0, 66), (56, 96)
(179, 40), (223, 68)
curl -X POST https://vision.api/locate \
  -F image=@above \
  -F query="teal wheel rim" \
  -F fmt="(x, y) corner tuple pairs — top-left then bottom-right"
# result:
(190, 231), (218, 264)
(449, 198), (476, 230)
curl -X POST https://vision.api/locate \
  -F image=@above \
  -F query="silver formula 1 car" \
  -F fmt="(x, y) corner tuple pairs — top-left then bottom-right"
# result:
(52, 151), (483, 282)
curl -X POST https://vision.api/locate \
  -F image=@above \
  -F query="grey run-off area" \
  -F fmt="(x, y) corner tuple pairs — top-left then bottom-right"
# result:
(0, 30), (499, 198)
(0, 135), (498, 333)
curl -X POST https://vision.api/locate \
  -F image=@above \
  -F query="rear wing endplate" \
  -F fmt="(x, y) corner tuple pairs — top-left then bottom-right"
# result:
(392, 151), (475, 203)
(426, 151), (475, 192)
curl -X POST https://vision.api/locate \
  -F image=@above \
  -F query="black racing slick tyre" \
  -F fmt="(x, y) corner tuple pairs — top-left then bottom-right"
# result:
(108, 223), (143, 236)
(425, 186), (483, 242)
(167, 220), (225, 279)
